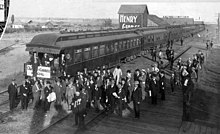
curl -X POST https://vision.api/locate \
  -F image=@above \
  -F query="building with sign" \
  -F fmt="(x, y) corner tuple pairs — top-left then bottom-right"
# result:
(118, 5), (149, 29)
(147, 14), (170, 27)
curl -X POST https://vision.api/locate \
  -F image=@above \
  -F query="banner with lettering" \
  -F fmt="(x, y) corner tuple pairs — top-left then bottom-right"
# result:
(119, 14), (142, 29)
(26, 65), (51, 78)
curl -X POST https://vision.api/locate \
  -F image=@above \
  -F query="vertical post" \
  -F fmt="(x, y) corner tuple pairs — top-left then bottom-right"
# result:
(218, 13), (220, 43)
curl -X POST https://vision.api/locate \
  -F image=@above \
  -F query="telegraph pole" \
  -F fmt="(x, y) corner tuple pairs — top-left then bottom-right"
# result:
(218, 13), (220, 43)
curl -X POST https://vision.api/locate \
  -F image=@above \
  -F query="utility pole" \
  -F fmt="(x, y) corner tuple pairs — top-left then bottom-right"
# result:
(218, 13), (220, 43)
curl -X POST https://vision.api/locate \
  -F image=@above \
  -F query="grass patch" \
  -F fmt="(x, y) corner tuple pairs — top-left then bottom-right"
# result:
(0, 71), (24, 91)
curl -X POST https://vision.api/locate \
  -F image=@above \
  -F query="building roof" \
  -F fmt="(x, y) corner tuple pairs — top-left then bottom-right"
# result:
(148, 15), (170, 26)
(45, 21), (59, 26)
(162, 17), (194, 25)
(118, 5), (149, 14)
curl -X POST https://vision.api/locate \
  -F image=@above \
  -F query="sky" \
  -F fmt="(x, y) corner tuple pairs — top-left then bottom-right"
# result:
(9, 0), (220, 23)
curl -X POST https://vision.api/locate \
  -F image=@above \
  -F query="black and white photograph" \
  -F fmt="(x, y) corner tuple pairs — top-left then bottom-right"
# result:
(0, 0), (220, 134)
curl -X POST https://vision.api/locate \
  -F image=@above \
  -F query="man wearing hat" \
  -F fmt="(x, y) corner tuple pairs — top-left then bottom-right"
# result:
(150, 74), (159, 105)
(131, 81), (142, 118)
(20, 80), (29, 110)
(71, 91), (85, 128)
(8, 78), (17, 111)
(44, 81), (52, 112)
(159, 71), (166, 100)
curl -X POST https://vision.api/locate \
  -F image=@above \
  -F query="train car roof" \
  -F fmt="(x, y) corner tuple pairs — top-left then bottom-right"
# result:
(26, 32), (142, 54)
(55, 33), (141, 48)
(142, 29), (167, 35)
(26, 28), (168, 54)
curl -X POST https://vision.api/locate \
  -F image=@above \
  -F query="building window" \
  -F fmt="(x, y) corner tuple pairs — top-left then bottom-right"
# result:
(74, 49), (82, 63)
(84, 47), (90, 60)
(99, 45), (105, 56)
(92, 46), (99, 58)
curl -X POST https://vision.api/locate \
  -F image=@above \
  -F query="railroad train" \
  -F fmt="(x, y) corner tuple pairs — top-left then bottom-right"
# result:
(24, 24), (205, 79)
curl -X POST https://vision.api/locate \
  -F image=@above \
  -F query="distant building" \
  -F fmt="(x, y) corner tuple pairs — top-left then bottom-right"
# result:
(24, 20), (41, 28)
(10, 19), (24, 29)
(118, 5), (149, 29)
(147, 14), (170, 27)
(194, 21), (204, 24)
(43, 21), (59, 28)
(162, 16), (194, 25)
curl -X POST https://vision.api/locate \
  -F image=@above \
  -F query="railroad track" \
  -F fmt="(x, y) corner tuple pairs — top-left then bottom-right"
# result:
(36, 42), (193, 134)
(0, 43), (18, 54)
(0, 90), (9, 107)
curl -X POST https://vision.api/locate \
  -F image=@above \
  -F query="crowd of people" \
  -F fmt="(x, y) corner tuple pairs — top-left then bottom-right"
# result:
(8, 46), (206, 129)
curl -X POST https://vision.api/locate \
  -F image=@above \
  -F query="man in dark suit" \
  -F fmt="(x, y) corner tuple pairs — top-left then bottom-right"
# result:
(150, 75), (159, 105)
(159, 71), (166, 100)
(8, 79), (17, 111)
(170, 48), (174, 70)
(131, 81), (142, 119)
(114, 83), (126, 117)
(20, 81), (29, 110)
(25, 76), (33, 103)
(71, 91), (86, 129)
(106, 79), (117, 113)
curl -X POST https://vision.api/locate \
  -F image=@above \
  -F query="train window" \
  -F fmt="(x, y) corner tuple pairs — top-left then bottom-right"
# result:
(106, 44), (110, 54)
(148, 36), (151, 42)
(92, 46), (99, 58)
(114, 42), (118, 52)
(137, 39), (140, 46)
(83, 47), (91, 60)
(87, 34), (94, 38)
(119, 41), (123, 50)
(131, 39), (134, 47)
(78, 35), (86, 39)
(123, 40), (127, 49)
(69, 36), (77, 40)
(95, 33), (101, 37)
(127, 40), (130, 49)
(99, 45), (105, 56)
(74, 49), (82, 63)
(133, 39), (136, 47)
(111, 43), (115, 53)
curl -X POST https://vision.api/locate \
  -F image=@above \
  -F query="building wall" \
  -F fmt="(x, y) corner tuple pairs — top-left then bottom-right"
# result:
(143, 11), (148, 27)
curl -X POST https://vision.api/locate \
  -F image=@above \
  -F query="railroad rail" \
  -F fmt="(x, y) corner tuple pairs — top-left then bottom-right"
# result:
(0, 43), (17, 54)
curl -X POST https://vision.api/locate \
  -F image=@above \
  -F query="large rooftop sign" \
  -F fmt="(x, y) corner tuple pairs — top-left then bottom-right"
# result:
(119, 14), (142, 29)
(118, 5), (149, 29)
